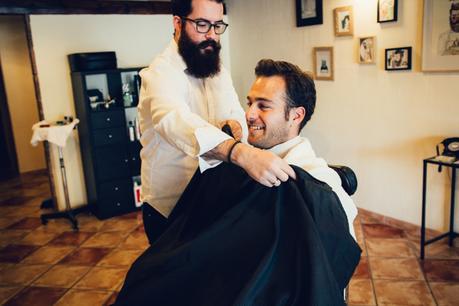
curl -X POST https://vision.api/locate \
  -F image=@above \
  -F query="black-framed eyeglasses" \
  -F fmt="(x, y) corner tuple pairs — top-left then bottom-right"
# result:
(181, 17), (228, 35)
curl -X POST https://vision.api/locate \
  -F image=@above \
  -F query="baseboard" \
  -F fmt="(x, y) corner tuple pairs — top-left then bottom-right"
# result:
(357, 207), (442, 239)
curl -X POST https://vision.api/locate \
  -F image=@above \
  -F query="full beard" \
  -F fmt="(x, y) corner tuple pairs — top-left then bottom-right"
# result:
(178, 29), (221, 78)
(451, 20), (459, 33)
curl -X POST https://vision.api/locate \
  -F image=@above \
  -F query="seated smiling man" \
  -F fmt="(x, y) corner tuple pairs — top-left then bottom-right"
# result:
(243, 59), (357, 237)
(114, 60), (360, 306)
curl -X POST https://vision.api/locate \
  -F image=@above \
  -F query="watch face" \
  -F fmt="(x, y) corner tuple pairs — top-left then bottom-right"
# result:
(448, 141), (459, 152)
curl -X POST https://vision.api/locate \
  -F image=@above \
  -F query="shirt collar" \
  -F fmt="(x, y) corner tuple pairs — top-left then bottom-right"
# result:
(268, 136), (302, 158)
(167, 39), (188, 73)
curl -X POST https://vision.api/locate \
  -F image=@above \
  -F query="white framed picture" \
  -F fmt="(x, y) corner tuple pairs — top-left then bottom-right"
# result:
(359, 36), (376, 64)
(313, 47), (334, 80)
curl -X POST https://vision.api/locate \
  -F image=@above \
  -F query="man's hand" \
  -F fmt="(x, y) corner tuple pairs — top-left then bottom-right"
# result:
(202, 139), (296, 187)
(219, 120), (243, 141)
(230, 143), (296, 187)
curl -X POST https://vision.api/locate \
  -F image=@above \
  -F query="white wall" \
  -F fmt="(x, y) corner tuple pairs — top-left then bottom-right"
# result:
(227, 0), (459, 231)
(0, 16), (46, 173)
(29, 14), (231, 210)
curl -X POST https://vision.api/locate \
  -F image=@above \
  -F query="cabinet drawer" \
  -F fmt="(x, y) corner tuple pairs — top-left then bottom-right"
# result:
(93, 127), (126, 146)
(96, 196), (135, 219)
(98, 179), (132, 200)
(91, 110), (124, 129)
(129, 141), (142, 176)
(94, 146), (130, 181)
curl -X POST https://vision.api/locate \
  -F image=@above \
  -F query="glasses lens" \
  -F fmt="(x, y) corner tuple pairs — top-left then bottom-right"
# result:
(195, 20), (211, 33)
(214, 23), (227, 34)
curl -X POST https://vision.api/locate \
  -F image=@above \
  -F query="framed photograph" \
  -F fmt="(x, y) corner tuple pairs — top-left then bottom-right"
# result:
(296, 0), (323, 27)
(385, 47), (412, 71)
(358, 36), (376, 64)
(377, 0), (398, 23)
(333, 6), (354, 37)
(421, 0), (459, 72)
(313, 47), (334, 80)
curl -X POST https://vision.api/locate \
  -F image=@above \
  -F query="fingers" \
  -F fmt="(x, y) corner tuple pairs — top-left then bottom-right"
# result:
(219, 120), (242, 140)
(280, 163), (296, 180)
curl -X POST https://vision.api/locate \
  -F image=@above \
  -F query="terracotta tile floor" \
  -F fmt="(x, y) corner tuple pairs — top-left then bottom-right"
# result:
(0, 170), (458, 305)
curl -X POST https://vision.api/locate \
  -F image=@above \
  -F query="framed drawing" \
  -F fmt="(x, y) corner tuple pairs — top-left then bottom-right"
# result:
(313, 47), (334, 80)
(359, 36), (376, 64)
(334, 6), (354, 37)
(296, 0), (323, 27)
(385, 47), (412, 71)
(377, 0), (398, 23)
(421, 0), (459, 72)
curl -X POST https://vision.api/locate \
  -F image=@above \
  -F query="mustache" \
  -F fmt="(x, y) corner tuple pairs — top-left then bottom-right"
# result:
(198, 39), (219, 50)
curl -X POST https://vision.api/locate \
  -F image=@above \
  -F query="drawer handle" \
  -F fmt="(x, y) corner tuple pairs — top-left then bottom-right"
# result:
(114, 187), (119, 191)
(124, 159), (129, 163)
(108, 134), (113, 138)
(116, 202), (121, 207)
(132, 157), (136, 161)
(106, 117), (111, 122)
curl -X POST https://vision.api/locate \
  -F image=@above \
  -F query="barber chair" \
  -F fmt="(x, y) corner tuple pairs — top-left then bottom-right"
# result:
(328, 165), (357, 303)
(329, 165), (358, 196)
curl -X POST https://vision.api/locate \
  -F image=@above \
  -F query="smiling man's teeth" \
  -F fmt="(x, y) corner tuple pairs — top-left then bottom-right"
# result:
(249, 125), (264, 130)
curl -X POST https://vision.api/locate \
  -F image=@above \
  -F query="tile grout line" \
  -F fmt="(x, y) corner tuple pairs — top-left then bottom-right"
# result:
(417, 254), (439, 306)
(356, 220), (379, 306)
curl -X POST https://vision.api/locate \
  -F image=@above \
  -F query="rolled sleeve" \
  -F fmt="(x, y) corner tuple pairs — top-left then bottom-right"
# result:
(195, 126), (232, 172)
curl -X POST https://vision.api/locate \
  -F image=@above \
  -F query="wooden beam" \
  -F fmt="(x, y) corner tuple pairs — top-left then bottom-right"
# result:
(0, 0), (171, 15)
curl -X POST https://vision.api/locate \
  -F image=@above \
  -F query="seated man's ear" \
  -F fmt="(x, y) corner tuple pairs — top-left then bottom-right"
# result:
(291, 107), (306, 126)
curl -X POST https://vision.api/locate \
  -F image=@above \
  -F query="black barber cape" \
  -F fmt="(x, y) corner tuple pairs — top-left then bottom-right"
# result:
(114, 164), (361, 306)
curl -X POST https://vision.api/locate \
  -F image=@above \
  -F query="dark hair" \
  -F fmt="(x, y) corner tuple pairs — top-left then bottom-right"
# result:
(254, 59), (316, 131)
(171, 0), (224, 17)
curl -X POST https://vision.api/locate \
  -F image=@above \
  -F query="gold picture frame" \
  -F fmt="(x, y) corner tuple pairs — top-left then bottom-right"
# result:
(358, 36), (376, 64)
(313, 47), (334, 81)
(334, 6), (354, 37)
(421, 0), (459, 72)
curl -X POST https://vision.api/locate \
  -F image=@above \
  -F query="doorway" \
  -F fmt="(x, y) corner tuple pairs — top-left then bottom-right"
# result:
(0, 57), (18, 181)
(0, 15), (46, 179)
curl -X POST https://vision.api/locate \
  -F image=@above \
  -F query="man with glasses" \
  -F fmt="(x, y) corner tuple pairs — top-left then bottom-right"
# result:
(138, 0), (296, 244)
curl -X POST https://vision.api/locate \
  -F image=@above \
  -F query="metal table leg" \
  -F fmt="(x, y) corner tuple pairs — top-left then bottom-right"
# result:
(40, 145), (86, 230)
(449, 167), (456, 246)
(420, 160), (427, 260)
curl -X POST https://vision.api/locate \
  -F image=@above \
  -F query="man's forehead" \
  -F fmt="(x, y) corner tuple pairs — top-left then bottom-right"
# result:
(189, 0), (224, 20)
(248, 76), (286, 100)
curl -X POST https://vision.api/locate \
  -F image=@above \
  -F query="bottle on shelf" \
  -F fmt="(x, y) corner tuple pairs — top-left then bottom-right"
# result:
(122, 83), (133, 107)
(128, 121), (135, 142)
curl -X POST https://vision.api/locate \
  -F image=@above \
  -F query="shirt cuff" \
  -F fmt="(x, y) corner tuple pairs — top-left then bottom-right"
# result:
(195, 126), (232, 172)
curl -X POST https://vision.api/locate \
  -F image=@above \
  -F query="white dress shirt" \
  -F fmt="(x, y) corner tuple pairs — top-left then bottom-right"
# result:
(269, 136), (358, 238)
(138, 40), (247, 218)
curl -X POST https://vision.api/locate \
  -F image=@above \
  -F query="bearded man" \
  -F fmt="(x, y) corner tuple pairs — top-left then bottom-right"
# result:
(438, 1), (459, 55)
(138, 0), (295, 244)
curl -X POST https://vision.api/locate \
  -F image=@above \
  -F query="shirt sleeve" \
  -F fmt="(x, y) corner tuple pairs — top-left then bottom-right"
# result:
(140, 63), (235, 171)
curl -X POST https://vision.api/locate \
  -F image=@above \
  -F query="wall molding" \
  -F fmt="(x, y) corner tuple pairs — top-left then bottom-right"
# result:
(0, 0), (171, 15)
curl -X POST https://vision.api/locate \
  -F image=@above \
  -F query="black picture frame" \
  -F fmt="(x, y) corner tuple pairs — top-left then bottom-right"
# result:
(296, 0), (323, 27)
(385, 47), (412, 71)
(377, 0), (398, 23)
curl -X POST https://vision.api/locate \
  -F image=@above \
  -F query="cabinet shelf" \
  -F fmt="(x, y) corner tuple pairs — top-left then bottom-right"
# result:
(71, 67), (143, 219)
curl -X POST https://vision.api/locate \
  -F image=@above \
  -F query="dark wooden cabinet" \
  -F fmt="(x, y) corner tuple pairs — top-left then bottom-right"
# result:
(71, 68), (142, 219)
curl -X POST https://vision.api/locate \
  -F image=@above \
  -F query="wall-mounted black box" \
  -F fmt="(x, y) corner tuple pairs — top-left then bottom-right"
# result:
(68, 52), (117, 72)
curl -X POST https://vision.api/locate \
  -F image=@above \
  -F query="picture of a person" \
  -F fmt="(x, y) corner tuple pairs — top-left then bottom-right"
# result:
(301, 0), (316, 18)
(438, 1), (459, 55)
(320, 60), (329, 73)
(359, 38), (373, 63)
(379, 0), (395, 21)
(388, 50), (408, 69)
